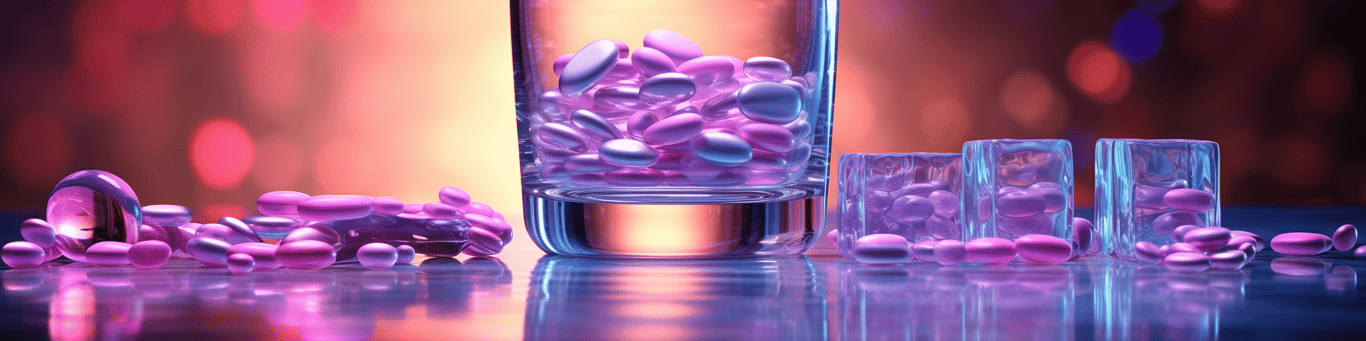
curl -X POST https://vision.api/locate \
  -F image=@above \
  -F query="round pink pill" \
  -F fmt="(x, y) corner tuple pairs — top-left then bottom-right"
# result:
(276, 240), (337, 270)
(965, 238), (1016, 265)
(86, 241), (132, 266)
(19, 218), (56, 248)
(1270, 232), (1333, 256)
(1354, 245), (1366, 258)
(396, 245), (417, 264)
(128, 240), (172, 269)
(1332, 224), (1357, 252)
(851, 234), (910, 265)
(933, 240), (967, 266)
(1183, 227), (1231, 252)
(227, 242), (281, 270)
(357, 243), (398, 270)
(227, 253), (255, 275)
(257, 191), (310, 217)
(1134, 241), (1167, 264)
(1163, 188), (1214, 212)
(1015, 234), (1072, 265)
(1164, 252), (1211, 273)
(2, 241), (48, 268)
(297, 195), (373, 222)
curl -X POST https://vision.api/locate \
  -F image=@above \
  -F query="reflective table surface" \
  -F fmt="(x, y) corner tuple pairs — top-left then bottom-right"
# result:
(2, 206), (1365, 340)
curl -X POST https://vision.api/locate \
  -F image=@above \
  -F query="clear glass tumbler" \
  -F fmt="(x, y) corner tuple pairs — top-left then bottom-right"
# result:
(511, 0), (838, 257)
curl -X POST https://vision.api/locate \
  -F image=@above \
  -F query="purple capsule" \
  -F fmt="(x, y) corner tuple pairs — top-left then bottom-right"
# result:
(466, 214), (513, 243)
(865, 191), (894, 215)
(1208, 250), (1247, 271)
(2, 241), (48, 268)
(639, 73), (697, 106)
(1270, 232), (1333, 256)
(698, 91), (739, 118)
(888, 195), (934, 224)
(277, 240), (337, 270)
(280, 225), (341, 246)
(257, 191), (310, 217)
(850, 234), (910, 265)
(571, 109), (623, 141)
(1134, 241), (1166, 264)
(603, 167), (666, 187)
(965, 238), (1016, 265)
(227, 253), (255, 275)
(1134, 184), (1172, 210)
(642, 29), (702, 64)
(1231, 230), (1265, 251)
(735, 123), (796, 154)
(371, 197), (405, 216)
(466, 226), (504, 255)
(689, 132), (753, 166)
(997, 214), (1053, 238)
(912, 239), (939, 263)
(465, 202), (499, 220)
(227, 242), (281, 270)
(142, 204), (194, 227)
(997, 190), (1047, 219)
(742, 57), (793, 82)
(240, 216), (301, 239)
(601, 58), (639, 83)
(1163, 188), (1214, 212)
(630, 47), (676, 77)
(538, 122), (591, 152)
(187, 237), (231, 265)
(552, 53), (573, 76)
(403, 203), (424, 214)
(1164, 252), (1211, 273)
(560, 39), (621, 97)
(1167, 242), (1202, 254)
(626, 111), (657, 138)
(219, 217), (263, 242)
(1333, 224), (1357, 252)
(1151, 211), (1203, 236)
(593, 86), (649, 111)
(437, 186), (472, 208)
(357, 243), (399, 270)
(1182, 226), (1231, 252)
(1170, 224), (1201, 241)
(297, 195), (373, 222)
(736, 82), (801, 124)
(1225, 235), (1257, 252)
(128, 240), (171, 269)
(1031, 187), (1066, 213)
(934, 240), (968, 266)
(676, 56), (734, 87)
(195, 223), (254, 245)
(396, 245), (416, 264)
(928, 190), (960, 218)
(1015, 234), (1072, 265)
(19, 218), (56, 248)
(925, 215), (961, 240)
(642, 113), (704, 146)
(1073, 218), (1094, 252)
(599, 139), (659, 167)
(423, 202), (463, 220)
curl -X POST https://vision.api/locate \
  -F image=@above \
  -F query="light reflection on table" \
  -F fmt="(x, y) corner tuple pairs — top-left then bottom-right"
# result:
(1, 249), (1364, 340)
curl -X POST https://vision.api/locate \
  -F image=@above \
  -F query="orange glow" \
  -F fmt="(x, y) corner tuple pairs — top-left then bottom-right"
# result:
(190, 118), (255, 189)
(4, 114), (72, 189)
(250, 0), (309, 31)
(310, 0), (358, 34)
(918, 98), (971, 151)
(617, 302), (699, 319)
(314, 138), (381, 195)
(251, 135), (306, 190)
(586, 204), (735, 256)
(199, 204), (251, 222)
(1067, 41), (1131, 103)
(185, 0), (244, 34)
(1000, 69), (1056, 127)
(242, 31), (306, 119)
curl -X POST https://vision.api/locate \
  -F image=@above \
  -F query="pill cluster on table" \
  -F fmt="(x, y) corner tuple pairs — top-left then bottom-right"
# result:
(2, 170), (512, 273)
(836, 217), (1098, 267)
(531, 29), (816, 187)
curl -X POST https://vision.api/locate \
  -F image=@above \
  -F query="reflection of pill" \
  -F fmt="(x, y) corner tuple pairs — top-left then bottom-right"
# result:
(1270, 232), (1333, 256)
(1015, 234), (1072, 264)
(1183, 227), (1231, 252)
(1164, 252), (1210, 273)
(1333, 224), (1357, 252)
(851, 234), (910, 265)
(965, 238), (1016, 265)
(1163, 188), (1214, 212)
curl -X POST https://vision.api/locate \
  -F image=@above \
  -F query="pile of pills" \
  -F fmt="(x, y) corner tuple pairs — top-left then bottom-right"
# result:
(531, 29), (816, 187)
(839, 217), (1095, 267)
(1128, 226), (1259, 272)
(986, 181), (1069, 238)
(2, 170), (511, 273)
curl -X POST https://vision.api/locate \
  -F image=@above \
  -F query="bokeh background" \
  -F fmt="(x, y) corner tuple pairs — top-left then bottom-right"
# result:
(1, 0), (1362, 224)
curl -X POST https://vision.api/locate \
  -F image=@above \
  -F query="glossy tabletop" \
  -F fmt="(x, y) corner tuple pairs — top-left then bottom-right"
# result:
(3, 206), (1365, 340)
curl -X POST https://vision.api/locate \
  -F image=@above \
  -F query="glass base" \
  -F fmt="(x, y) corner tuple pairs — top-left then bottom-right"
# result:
(523, 193), (825, 258)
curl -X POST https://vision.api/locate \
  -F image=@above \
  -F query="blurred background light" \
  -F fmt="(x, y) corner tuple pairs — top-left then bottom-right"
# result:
(189, 118), (255, 189)
(1108, 11), (1164, 63)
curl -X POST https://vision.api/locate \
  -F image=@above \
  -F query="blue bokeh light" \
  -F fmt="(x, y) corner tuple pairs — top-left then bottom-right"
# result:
(1109, 11), (1164, 63)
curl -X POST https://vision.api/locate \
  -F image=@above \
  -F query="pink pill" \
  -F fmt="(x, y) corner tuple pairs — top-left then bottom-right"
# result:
(571, 109), (623, 141)
(86, 241), (132, 266)
(928, 190), (959, 218)
(357, 243), (399, 270)
(1072, 218), (1094, 252)
(1354, 245), (1366, 258)
(742, 57), (793, 82)
(281, 224), (341, 245)
(227, 242), (281, 270)
(403, 203), (424, 214)
(1231, 230), (1265, 251)
(257, 191), (310, 217)
(142, 204), (194, 227)
(196, 223), (254, 245)
(676, 56), (734, 87)
(1030, 187), (1066, 213)
(1183, 227), (1231, 252)
(639, 73), (697, 106)
(1134, 185), (1171, 210)
(642, 29), (703, 64)
(128, 240), (172, 269)
(298, 195), (374, 222)
(466, 214), (514, 243)
(423, 202), (463, 219)
(965, 237), (1016, 265)
(825, 229), (839, 248)
(1225, 235), (1257, 253)
(1134, 241), (1166, 264)
(227, 253), (255, 275)
(1152, 211), (1203, 236)
(1163, 188), (1214, 212)
(1168, 242), (1202, 254)
(1164, 252), (1211, 273)
(1015, 234), (1072, 264)
(933, 240), (968, 266)
(538, 123), (590, 152)
(865, 191), (893, 215)
(1270, 232), (1333, 256)
(1208, 250), (1247, 271)
(888, 195), (934, 224)
(1170, 224), (1201, 241)
(560, 40), (620, 97)
(1333, 224), (1357, 252)
(912, 240), (938, 263)
(924, 215), (961, 240)
(276, 240), (337, 270)
(371, 197), (405, 215)
(465, 202), (498, 218)
(997, 190), (1046, 219)
(466, 227), (503, 254)
(626, 111), (658, 138)
(219, 217), (263, 242)
(2, 241), (48, 268)
(850, 234), (910, 265)
(396, 245), (416, 264)
(736, 123), (795, 153)
(19, 218), (56, 248)
(187, 237), (231, 265)
(631, 47), (675, 77)
(552, 53), (573, 75)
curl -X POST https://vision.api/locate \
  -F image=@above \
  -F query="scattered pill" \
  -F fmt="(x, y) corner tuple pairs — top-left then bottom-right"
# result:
(1270, 232), (1333, 256)
(1332, 224), (1357, 252)
(851, 234), (910, 265)
(276, 240), (337, 270)
(257, 191), (310, 217)
(1183, 227), (1231, 252)
(187, 237), (231, 265)
(965, 237), (1016, 265)
(1164, 252), (1211, 273)
(142, 204), (194, 227)
(933, 240), (967, 266)
(1015, 234), (1072, 265)
(357, 243), (399, 270)
(396, 245), (417, 264)
(18, 218), (56, 248)
(298, 195), (374, 222)
(128, 240), (172, 269)
(2, 241), (47, 268)
(227, 242), (281, 270)
(227, 253), (255, 275)
(1163, 188), (1214, 212)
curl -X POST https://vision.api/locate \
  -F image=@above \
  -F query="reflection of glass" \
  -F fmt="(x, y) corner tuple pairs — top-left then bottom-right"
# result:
(512, 0), (839, 257)
(1094, 260), (1246, 341)
(525, 256), (826, 340)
